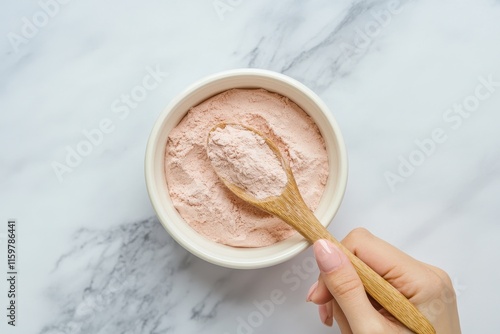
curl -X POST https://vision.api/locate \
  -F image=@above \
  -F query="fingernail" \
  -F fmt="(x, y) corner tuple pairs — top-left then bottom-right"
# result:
(314, 239), (343, 273)
(306, 281), (318, 302)
(319, 304), (333, 327)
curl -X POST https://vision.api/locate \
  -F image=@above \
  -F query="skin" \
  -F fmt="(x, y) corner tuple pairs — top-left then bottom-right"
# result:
(307, 228), (461, 333)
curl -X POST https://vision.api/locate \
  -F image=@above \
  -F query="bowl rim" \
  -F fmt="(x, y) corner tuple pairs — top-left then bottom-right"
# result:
(145, 68), (348, 269)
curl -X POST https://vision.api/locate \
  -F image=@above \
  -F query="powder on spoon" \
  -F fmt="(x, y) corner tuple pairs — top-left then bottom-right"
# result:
(207, 124), (288, 200)
(165, 88), (328, 247)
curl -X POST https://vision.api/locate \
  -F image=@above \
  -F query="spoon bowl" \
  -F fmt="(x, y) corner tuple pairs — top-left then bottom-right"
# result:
(207, 123), (436, 334)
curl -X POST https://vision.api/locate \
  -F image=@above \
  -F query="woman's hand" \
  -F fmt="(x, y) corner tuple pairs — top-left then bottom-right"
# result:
(307, 228), (461, 333)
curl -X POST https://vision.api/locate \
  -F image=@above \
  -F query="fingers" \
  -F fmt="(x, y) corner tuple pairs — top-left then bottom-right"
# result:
(329, 298), (353, 334)
(308, 228), (424, 304)
(307, 229), (454, 332)
(313, 239), (385, 331)
(318, 303), (333, 327)
(341, 228), (437, 296)
(306, 275), (332, 304)
(342, 228), (419, 276)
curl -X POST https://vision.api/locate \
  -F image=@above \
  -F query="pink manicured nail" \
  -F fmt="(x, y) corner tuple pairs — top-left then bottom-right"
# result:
(314, 239), (343, 273)
(306, 281), (318, 302)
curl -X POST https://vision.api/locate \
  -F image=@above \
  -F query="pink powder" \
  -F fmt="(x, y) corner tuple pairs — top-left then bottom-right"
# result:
(165, 88), (328, 247)
(207, 124), (288, 200)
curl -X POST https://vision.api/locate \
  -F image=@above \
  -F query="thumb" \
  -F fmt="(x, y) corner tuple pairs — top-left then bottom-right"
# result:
(313, 239), (383, 329)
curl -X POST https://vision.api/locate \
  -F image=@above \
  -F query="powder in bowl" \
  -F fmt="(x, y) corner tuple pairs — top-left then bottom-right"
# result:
(164, 88), (328, 247)
(207, 124), (288, 200)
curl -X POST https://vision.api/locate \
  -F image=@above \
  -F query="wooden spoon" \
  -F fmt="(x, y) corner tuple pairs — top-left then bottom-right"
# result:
(207, 123), (435, 334)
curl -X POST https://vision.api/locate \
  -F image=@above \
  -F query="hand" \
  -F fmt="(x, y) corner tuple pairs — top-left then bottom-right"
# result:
(306, 228), (461, 333)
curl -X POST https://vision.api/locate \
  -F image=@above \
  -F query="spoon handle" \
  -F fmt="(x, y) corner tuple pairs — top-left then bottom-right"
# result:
(334, 237), (436, 334)
(270, 195), (435, 334)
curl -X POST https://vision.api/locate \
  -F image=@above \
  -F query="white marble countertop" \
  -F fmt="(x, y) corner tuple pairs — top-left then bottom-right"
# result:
(1, 0), (500, 333)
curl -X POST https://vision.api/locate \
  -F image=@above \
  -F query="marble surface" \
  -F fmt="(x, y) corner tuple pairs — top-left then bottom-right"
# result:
(1, 0), (500, 333)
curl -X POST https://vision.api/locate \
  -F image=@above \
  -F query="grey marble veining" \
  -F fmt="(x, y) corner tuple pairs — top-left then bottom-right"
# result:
(41, 218), (213, 333)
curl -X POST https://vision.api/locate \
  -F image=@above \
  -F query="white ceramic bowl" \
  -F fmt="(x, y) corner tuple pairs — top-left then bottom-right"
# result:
(145, 69), (347, 269)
